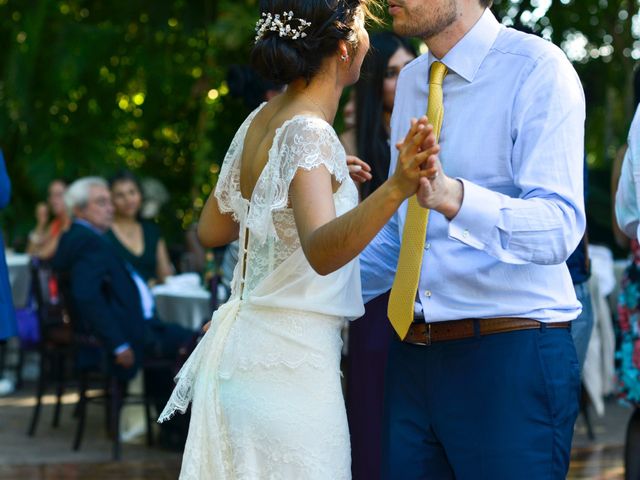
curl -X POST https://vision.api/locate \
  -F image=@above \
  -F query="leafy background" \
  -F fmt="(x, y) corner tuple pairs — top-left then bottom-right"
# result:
(1, 0), (638, 257)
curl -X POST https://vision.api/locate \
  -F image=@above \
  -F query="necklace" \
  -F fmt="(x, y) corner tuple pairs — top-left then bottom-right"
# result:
(300, 92), (329, 122)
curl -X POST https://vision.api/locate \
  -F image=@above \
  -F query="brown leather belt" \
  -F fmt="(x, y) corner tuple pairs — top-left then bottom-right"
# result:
(403, 317), (570, 346)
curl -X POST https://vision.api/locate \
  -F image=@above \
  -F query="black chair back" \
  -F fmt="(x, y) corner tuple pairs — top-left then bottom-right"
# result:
(30, 258), (70, 345)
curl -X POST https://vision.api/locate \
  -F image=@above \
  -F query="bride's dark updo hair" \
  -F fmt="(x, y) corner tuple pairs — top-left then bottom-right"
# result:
(251, 0), (374, 85)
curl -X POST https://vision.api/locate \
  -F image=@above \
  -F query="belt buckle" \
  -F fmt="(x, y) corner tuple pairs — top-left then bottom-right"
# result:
(412, 323), (432, 346)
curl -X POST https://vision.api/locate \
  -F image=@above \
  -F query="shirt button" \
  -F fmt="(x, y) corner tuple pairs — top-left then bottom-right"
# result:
(425, 290), (432, 298)
(462, 229), (470, 238)
(425, 242), (431, 250)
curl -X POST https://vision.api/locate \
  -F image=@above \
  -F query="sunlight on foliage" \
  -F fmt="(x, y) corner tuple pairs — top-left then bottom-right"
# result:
(0, 0), (638, 251)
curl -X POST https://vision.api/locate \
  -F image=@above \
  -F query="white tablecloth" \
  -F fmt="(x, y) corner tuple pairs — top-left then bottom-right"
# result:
(6, 252), (30, 309)
(152, 285), (212, 330)
(583, 245), (617, 416)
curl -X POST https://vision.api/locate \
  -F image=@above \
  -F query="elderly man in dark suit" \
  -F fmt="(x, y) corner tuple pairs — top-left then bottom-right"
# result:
(52, 176), (195, 446)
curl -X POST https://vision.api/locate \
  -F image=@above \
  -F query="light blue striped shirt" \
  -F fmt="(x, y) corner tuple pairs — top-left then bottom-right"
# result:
(360, 9), (586, 323)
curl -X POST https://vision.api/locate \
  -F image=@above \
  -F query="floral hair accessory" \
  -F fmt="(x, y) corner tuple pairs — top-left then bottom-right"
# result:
(254, 11), (312, 43)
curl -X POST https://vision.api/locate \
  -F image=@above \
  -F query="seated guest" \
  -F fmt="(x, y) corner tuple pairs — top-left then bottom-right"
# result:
(106, 170), (174, 286)
(52, 177), (195, 435)
(26, 202), (50, 255)
(29, 179), (70, 259)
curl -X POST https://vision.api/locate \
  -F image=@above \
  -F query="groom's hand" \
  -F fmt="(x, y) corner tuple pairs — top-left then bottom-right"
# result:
(415, 154), (463, 220)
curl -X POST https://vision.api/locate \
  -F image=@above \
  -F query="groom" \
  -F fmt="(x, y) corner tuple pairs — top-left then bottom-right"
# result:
(360, 0), (585, 478)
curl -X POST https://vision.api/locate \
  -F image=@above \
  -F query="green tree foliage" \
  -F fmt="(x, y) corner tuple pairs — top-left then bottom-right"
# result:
(0, 0), (258, 246)
(1, 0), (638, 251)
(493, 0), (639, 249)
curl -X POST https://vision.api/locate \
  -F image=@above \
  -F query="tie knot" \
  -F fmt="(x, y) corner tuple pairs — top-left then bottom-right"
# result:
(429, 61), (448, 86)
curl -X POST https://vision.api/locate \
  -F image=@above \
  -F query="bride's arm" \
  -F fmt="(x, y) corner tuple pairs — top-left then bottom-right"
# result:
(291, 117), (438, 276)
(197, 195), (240, 248)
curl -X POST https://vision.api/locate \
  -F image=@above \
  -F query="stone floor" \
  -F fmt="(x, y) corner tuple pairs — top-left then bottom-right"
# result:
(0, 384), (182, 478)
(0, 382), (631, 479)
(568, 398), (628, 480)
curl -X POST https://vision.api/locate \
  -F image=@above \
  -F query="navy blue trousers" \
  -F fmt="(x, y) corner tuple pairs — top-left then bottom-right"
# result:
(381, 325), (580, 480)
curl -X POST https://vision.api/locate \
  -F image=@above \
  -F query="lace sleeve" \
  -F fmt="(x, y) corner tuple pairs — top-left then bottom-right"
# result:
(214, 104), (266, 221)
(278, 117), (349, 187)
(246, 116), (348, 244)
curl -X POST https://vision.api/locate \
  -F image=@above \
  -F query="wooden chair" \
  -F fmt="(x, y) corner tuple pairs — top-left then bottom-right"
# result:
(56, 272), (169, 460)
(26, 259), (74, 436)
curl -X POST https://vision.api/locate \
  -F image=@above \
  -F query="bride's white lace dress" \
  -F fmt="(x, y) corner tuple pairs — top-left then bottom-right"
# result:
(159, 104), (364, 479)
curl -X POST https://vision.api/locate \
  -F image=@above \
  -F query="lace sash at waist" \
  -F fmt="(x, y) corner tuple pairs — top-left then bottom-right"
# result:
(158, 298), (241, 423)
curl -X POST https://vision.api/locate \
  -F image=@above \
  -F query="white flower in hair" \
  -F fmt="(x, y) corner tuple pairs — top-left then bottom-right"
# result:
(254, 10), (312, 43)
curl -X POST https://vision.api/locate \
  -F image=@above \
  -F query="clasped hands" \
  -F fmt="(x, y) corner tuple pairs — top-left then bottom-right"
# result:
(347, 116), (462, 219)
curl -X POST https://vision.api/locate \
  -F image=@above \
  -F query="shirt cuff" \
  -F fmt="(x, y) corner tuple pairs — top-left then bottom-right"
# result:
(114, 343), (131, 356)
(448, 178), (501, 250)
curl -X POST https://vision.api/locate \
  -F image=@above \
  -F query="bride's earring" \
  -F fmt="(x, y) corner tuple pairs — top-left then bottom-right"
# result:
(341, 54), (349, 62)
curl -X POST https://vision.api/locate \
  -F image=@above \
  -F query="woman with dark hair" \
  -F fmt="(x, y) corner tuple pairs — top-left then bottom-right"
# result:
(106, 170), (174, 285)
(341, 31), (416, 480)
(343, 32), (416, 194)
(158, 0), (441, 477)
(27, 179), (70, 259)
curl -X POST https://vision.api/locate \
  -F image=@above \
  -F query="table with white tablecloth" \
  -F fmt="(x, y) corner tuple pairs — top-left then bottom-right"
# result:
(6, 252), (31, 309)
(152, 278), (213, 330)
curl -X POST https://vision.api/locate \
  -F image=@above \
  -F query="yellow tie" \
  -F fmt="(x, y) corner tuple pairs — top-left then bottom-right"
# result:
(388, 61), (448, 340)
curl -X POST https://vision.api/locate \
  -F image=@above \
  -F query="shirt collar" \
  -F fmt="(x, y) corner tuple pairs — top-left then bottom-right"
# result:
(428, 8), (502, 83)
(74, 218), (104, 235)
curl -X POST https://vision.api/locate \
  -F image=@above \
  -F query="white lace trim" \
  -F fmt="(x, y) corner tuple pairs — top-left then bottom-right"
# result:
(214, 104), (350, 246)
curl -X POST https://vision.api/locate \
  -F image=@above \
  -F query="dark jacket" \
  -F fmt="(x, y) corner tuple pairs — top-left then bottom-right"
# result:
(52, 222), (148, 378)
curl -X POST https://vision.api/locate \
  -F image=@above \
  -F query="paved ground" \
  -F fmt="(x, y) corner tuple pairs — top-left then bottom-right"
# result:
(569, 397), (628, 479)
(0, 384), (181, 469)
(0, 380), (631, 479)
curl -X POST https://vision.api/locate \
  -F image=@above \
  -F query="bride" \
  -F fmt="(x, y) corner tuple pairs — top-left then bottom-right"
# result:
(159, 0), (439, 477)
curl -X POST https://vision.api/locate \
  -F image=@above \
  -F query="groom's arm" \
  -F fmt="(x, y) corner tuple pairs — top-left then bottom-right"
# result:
(360, 212), (400, 304)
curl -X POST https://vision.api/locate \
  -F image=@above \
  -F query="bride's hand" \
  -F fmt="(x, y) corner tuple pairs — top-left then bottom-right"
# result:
(202, 321), (211, 332)
(347, 155), (372, 184)
(389, 116), (440, 198)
